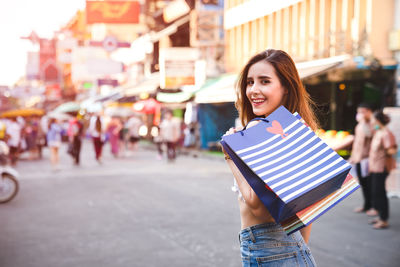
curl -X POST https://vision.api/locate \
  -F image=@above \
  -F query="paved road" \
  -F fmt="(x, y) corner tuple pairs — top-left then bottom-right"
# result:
(1, 141), (399, 267)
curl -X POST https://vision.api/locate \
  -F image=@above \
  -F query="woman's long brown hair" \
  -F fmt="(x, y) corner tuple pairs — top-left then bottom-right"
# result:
(236, 49), (319, 131)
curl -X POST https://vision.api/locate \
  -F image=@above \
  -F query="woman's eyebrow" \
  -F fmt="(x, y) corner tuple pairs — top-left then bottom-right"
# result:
(257, 75), (271, 79)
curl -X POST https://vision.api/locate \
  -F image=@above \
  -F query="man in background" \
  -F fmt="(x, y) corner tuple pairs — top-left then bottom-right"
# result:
(160, 110), (181, 161)
(350, 103), (377, 215)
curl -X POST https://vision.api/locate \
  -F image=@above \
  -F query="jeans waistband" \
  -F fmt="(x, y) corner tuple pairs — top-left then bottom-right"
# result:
(239, 222), (304, 245)
(239, 222), (286, 242)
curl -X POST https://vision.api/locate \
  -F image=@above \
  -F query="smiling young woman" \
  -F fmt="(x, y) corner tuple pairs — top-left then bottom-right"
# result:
(224, 49), (318, 266)
(236, 49), (318, 131)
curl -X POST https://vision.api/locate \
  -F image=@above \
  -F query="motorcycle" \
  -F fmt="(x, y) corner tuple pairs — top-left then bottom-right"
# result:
(0, 141), (19, 203)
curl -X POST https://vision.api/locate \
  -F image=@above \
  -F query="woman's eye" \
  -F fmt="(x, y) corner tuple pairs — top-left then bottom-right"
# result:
(247, 80), (254, 86)
(261, 79), (270, 85)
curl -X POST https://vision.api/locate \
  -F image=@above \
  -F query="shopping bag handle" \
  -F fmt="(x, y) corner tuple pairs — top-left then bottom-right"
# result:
(240, 117), (270, 135)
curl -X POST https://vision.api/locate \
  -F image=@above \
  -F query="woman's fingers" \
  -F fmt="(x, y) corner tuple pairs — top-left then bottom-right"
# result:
(224, 127), (236, 136)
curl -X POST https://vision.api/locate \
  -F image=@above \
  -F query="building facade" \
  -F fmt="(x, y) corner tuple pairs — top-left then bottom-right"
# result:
(224, 0), (395, 71)
(224, 0), (398, 131)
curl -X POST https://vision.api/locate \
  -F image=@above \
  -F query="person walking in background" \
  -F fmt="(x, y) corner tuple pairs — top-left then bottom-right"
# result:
(25, 117), (39, 160)
(106, 117), (122, 158)
(152, 125), (163, 160)
(47, 118), (62, 171)
(38, 115), (49, 159)
(126, 115), (142, 153)
(6, 118), (22, 166)
(368, 111), (397, 229)
(160, 110), (181, 161)
(118, 118), (128, 157)
(67, 117), (84, 165)
(89, 114), (103, 164)
(223, 49), (317, 266)
(349, 103), (376, 215)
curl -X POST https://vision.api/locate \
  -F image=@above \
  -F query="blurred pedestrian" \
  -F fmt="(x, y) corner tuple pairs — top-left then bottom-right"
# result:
(183, 124), (196, 148)
(89, 114), (103, 163)
(126, 115), (142, 152)
(152, 125), (163, 160)
(0, 138), (9, 166)
(368, 111), (397, 229)
(106, 117), (122, 157)
(38, 115), (48, 159)
(24, 117), (39, 160)
(67, 118), (84, 165)
(349, 103), (376, 215)
(223, 49), (317, 266)
(47, 118), (62, 171)
(119, 118), (129, 156)
(160, 110), (181, 161)
(6, 118), (22, 166)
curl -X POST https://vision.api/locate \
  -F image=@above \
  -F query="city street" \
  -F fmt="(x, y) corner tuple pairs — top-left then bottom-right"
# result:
(1, 141), (399, 267)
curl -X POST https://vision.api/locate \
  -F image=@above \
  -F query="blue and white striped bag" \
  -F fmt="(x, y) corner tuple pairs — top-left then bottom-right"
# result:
(221, 105), (352, 223)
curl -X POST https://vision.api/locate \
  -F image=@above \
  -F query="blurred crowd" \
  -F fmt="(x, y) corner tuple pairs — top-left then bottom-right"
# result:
(0, 109), (192, 170)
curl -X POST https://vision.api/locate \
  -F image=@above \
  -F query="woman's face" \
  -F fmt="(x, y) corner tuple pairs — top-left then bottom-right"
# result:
(246, 60), (287, 117)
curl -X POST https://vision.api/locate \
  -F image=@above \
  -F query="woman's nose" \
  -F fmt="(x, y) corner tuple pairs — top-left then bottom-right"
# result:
(249, 83), (260, 93)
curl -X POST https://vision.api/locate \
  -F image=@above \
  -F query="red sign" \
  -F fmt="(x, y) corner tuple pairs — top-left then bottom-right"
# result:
(86, 1), (140, 24)
(45, 84), (62, 101)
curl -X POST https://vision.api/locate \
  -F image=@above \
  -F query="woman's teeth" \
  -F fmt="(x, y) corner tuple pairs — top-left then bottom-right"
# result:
(252, 99), (265, 103)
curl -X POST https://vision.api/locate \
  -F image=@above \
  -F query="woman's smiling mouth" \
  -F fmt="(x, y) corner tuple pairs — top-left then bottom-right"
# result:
(251, 98), (266, 106)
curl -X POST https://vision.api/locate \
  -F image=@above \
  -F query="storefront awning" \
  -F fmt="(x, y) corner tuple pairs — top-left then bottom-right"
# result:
(194, 74), (238, 104)
(296, 55), (351, 79)
(123, 72), (160, 96)
(156, 91), (193, 103)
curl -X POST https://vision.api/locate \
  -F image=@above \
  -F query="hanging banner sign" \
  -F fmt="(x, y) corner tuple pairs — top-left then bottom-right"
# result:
(86, 1), (140, 24)
(159, 47), (199, 89)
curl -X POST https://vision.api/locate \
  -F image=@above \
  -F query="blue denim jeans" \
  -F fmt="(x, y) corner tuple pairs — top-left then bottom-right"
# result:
(239, 223), (317, 267)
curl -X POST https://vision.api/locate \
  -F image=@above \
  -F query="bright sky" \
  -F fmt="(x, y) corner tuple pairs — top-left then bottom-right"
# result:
(0, 0), (86, 87)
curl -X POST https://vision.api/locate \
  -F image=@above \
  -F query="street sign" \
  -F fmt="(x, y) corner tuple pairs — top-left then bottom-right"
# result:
(86, 0), (140, 24)
(89, 35), (131, 52)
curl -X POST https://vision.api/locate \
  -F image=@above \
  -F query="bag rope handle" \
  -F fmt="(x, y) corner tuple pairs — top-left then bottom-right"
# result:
(239, 117), (270, 136)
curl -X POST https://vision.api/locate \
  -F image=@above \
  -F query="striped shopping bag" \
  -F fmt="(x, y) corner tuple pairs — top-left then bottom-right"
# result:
(281, 173), (359, 235)
(221, 106), (353, 224)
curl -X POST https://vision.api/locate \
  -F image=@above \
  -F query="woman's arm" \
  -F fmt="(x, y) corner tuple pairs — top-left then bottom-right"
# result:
(225, 157), (270, 218)
(223, 125), (270, 219)
(223, 126), (312, 241)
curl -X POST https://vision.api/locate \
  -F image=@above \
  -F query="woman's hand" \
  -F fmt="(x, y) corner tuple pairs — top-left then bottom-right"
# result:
(222, 127), (235, 157)
(224, 127), (238, 136)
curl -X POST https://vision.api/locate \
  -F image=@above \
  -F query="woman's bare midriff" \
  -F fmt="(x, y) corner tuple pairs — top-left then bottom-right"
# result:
(238, 197), (275, 229)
